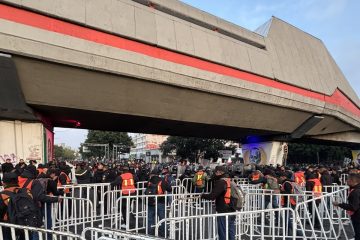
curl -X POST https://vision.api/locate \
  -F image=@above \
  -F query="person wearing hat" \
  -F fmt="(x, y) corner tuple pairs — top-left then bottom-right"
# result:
(0, 173), (20, 239)
(1, 158), (14, 174)
(111, 165), (138, 229)
(192, 165), (209, 193)
(201, 165), (235, 240)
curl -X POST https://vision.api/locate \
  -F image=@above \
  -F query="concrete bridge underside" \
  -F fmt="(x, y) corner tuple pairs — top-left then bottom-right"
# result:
(0, 1), (359, 147)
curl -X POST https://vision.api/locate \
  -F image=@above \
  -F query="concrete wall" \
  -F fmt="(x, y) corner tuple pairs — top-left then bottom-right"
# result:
(0, 120), (45, 163)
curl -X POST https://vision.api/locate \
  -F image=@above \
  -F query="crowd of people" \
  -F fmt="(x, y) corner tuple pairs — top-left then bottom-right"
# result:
(0, 157), (359, 240)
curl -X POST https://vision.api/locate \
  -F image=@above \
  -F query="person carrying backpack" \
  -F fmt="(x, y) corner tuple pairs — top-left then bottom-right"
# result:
(0, 172), (42, 240)
(201, 165), (235, 240)
(145, 169), (172, 236)
(192, 166), (209, 193)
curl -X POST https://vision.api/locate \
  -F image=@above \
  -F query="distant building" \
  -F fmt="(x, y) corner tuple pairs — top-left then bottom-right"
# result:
(130, 134), (168, 162)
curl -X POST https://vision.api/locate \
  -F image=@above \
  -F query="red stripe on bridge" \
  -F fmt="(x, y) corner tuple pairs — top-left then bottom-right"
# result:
(0, 4), (359, 117)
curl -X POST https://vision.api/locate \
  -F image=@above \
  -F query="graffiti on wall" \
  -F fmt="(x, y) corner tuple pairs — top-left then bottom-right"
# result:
(0, 153), (18, 163)
(26, 144), (41, 161)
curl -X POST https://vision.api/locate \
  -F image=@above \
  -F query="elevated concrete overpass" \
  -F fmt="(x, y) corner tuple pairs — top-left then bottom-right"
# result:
(0, 0), (359, 147)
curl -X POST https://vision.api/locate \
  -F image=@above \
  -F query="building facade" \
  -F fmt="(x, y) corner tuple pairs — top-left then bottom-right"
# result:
(130, 134), (168, 162)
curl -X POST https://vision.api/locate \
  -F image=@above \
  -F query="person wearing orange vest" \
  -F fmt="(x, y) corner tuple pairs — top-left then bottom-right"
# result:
(111, 166), (137, 228)
(306, 172), (322, 229)
(249, 170), (264, 184)
(278, 173), (303, 238)
(294, 169), (306, 186)
(333, 173), (360, 240)
(37, 164), (48, 178)
(18, 168), (35, 190)
(192, 166), (209, 193)
(145, 169), (172, 236)
(202, 165), (235, 240)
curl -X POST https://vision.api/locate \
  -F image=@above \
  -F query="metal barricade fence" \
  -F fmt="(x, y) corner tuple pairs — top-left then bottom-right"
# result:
(82, 227), (165, 240)
(154, 207), (296, 240)
(49, 196), (95, 235)
(340, 174), (348, 185)
(150, 186), (352, 240)
(0, 222), (85, 240)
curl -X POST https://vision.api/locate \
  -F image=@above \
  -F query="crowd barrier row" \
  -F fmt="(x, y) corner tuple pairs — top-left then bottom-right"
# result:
(0, 176), (354, 240)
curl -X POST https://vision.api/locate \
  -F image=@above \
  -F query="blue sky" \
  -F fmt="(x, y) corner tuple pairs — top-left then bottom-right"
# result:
(55, 0), (360, 149)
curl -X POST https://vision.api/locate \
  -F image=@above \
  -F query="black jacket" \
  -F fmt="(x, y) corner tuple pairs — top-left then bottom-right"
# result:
(339, 184), (360, 221)
(1, 163), (14, 173)
(201, 174), (234, 213)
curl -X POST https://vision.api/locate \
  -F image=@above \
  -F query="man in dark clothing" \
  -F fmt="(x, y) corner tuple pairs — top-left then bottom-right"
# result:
(15, 159), (27, 174)
(93, 163), (105, 183)
(146, 169), (172, 236)
(202, 165), (235, 240)
(334, 173), (360, 240)
(75, 163), (92, 184)
(320, 169), (333, 193)
(27, 160), (38, 177)
(1, 159), (14, 174)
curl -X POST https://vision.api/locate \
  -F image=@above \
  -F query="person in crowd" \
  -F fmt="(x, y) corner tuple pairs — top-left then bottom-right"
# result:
(306, 171), (322, 229)
(192, 165), (209, 193)
(201, 166), (235, 240)
(249, 170), (265, 184)
(333, 173), (360, 240)
(75, 163), (92, 184)
(37, 164), (48, 178)
(111, 166), (137, 228)
(15, 159), (27, 174)
(1, 158), (14, 174)
(145, 169), (172, 236)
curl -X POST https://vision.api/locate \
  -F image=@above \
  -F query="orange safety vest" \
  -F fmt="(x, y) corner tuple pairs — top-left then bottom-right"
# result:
(18, 176), (33, 190)
(196, 171), (204, 186)
(37, 168), (47, 177)
(294, 172), (305, 185)
(157, 182), (164, 195)
(58, 172), (71, 194)
(281, 181), (296, 206)
(251, 174), (260, 181)
(0, 187), (20, 221)
(308, 178), (322, 197)
(224, 178), (231, 204)
(121, 173), (136, 195)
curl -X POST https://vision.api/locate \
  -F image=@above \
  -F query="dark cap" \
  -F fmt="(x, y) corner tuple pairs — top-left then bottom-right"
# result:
(3, 172), (18, 184)
(215, 165), (227, 173)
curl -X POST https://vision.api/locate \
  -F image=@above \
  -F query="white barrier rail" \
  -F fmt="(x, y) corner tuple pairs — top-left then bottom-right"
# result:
(0, 222), (85, 240)
(82, 227), (165, 240)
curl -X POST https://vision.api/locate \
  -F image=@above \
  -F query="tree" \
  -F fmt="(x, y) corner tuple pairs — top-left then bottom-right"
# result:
(54, 145), (76, 160)
(160, 136), (236, 162)
(287, 143), (352, 164)
(80, 130), (133, 159)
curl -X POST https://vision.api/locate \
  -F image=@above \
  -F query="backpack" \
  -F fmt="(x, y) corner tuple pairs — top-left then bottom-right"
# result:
(223, 178), (246, 211)
(289, 182), (304, 202)
(2, 187), (42, 227)
(145, 179), (162, 206)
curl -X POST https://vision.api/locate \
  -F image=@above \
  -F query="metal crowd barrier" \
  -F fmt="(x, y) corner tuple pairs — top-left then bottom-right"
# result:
(340, 173), (348, 185)
(49, 196), (95, 235)
(0, 221), (85, 240)
(82, 227), (165, 240)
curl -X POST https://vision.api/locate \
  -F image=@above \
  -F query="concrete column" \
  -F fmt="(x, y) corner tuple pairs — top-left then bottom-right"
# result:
(0, 120), (45, 164)
(352, 150), (360, 166)
(242, 141), (287, 166)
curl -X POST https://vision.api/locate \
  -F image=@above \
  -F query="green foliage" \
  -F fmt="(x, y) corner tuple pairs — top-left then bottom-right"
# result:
(54, 145), (76, 160)
(80, 130), (133, 159)
(287, 143), (352, 164)
(160, 136), (236, 162)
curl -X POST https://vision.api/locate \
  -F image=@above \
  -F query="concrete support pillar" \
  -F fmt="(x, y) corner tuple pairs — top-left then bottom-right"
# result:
(242, 141), (288, 166)
(352, 150), (360, 166)
(0, 120), (50, 164)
